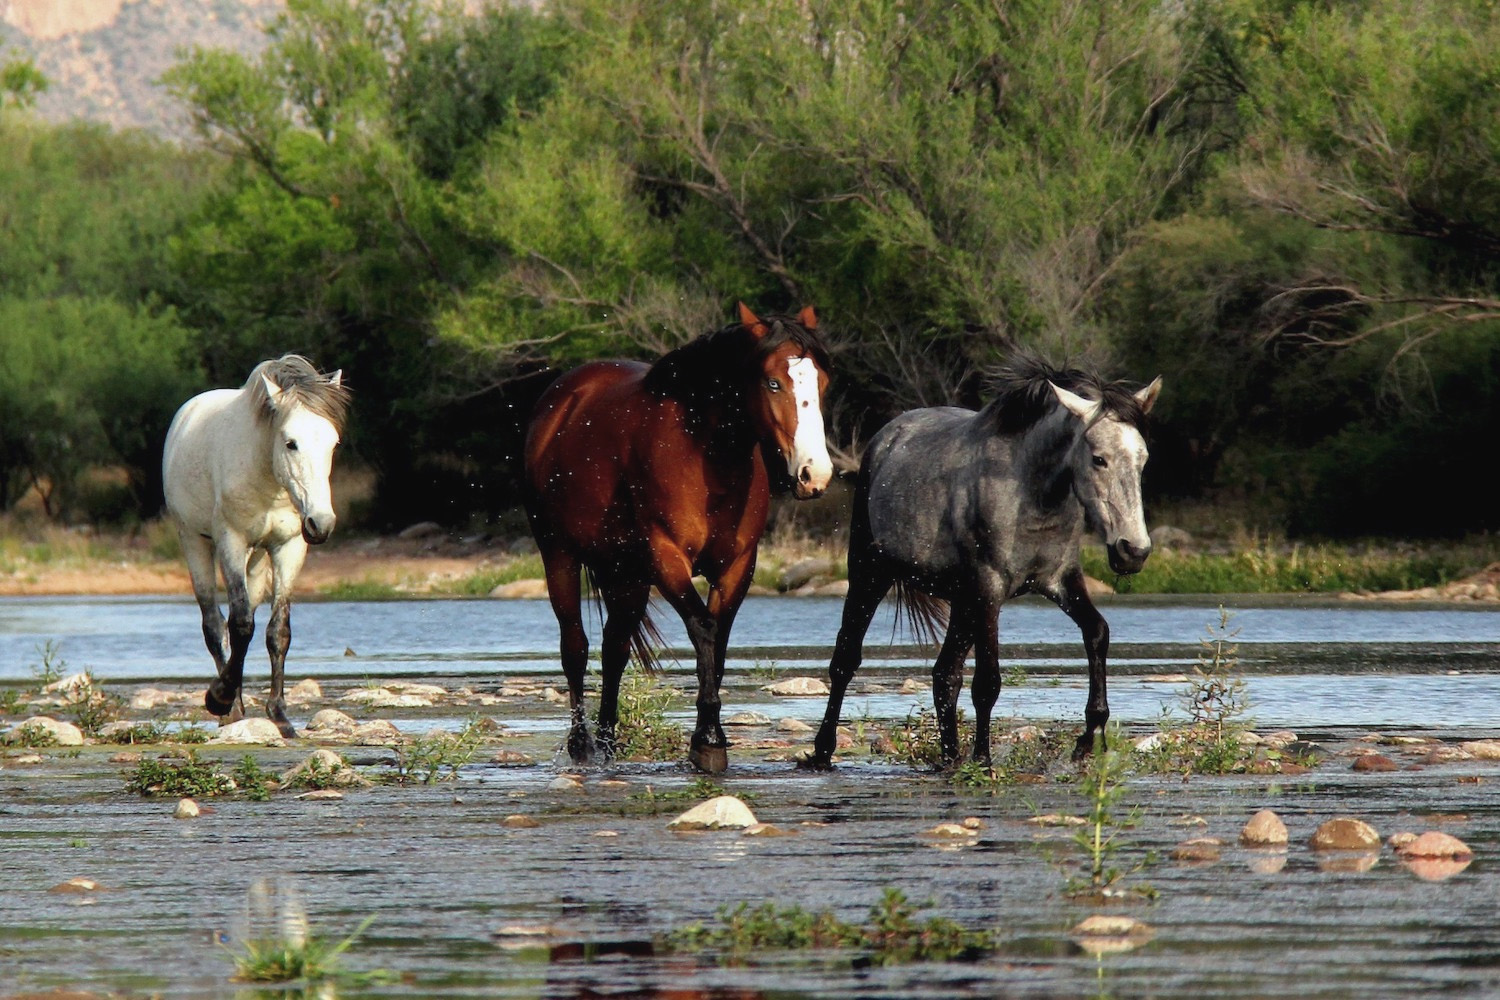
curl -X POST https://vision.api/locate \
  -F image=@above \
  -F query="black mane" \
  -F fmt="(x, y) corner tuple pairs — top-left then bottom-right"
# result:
(981, 352), (1147, 434)
(643, 313), (830, 410)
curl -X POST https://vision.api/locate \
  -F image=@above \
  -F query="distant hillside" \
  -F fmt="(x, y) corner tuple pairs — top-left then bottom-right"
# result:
(0, 0), (282, 134)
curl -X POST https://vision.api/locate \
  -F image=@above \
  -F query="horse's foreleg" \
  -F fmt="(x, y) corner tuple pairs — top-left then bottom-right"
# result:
(970, 605), (1002, 766)
(597, 578), (650, 760)
(931, 604), (976, 768)
(543, 548), (593, 764)
(207, 532), (254, 721)
(704, 550), (757, 752)
(809, 569), (890, 769)
(650, 536), (722, 773)
(264, 541), (307, 739)
(1056, 568), (1110, 760)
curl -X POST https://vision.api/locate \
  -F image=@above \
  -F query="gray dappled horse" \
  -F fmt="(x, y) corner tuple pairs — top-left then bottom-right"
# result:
(809, 356), (1161, 768)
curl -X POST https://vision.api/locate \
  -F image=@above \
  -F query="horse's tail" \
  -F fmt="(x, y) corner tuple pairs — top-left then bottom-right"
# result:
(583, 567), (666, 674)
(891, 579), (949, 648)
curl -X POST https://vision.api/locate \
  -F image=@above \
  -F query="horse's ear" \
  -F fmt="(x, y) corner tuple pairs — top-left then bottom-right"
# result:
(797, 305), (818, 330)
(738, 301), (769, 339)
(1050, 382), (1100, 423)
(1134, 376), (1162, 414)
(261, 373), (283, 405)
(327, 369), (343, 388)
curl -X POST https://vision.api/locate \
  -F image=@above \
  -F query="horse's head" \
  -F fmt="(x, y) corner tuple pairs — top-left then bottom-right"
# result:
(261, 365), (347, 545)
(739, 303), (834, 499)
(1051, 377), (1162, 575)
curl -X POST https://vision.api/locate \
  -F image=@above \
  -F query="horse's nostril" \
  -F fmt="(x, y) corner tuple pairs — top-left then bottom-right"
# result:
(799, 466), (812, 483)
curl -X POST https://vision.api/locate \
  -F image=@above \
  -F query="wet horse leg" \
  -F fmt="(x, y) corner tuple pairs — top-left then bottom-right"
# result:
(542, 546), (593, 763)
(207, 530), (254, 721)
(809, 567), (891, 768)
(264, 540), (307, 739)
(932, 602), (976, 767)
(180, 530), (230, 694)
(648, 532), (723, 773)
(704, 548), (757, 750)
(1054, 567), (1110, 759)
(969, 602), (1002, 766)
(595, 576), (650, 760)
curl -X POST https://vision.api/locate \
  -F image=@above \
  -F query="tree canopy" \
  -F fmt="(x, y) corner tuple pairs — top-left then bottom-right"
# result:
(3, 0), (1498, 537)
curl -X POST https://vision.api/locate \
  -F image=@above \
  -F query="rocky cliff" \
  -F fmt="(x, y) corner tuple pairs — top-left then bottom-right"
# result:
(1, 0), (281, 133)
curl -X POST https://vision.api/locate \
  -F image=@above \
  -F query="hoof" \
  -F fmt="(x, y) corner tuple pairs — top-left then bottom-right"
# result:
(204, 687), (235, 717)
(566, 726), (596, 765)
(1072, 734), (1099, 761)
(795, 752), (834, 772)
(270, 715), (298, 740)
(689, 743), (729, 775)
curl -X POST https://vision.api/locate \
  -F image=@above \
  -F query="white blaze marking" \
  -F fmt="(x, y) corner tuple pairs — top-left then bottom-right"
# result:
(786, 357), (832, 487)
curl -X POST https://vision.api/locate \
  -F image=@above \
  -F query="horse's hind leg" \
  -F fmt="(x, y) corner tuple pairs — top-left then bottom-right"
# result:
(809, 566), (891, 769)
(542, 547), (593, 764)
(969, 603), (1002, 766)
(931, 603), (976, 768)
(263, 541), (307, 739)
(596, 577), (650, 761)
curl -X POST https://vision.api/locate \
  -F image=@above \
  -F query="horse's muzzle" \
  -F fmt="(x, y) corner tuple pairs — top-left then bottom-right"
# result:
(1107, 538), (1151, 575)
(792, 459), (832, 500)
(302, 515), (334, 545)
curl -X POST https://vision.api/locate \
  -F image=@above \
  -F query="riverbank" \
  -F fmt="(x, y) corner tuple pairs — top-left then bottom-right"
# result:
(2, 517), (1498, 601)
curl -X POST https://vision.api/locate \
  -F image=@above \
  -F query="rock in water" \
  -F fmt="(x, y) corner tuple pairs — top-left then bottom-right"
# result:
(669, 795), (758, 830)
(1309, 817), (1380, 851)
(762, 677), (830, 696)
(8, 716), (85, 746)
(1394, 831), (1472, 859)
(1241, 809), (1289, 846)
(174, 798), (200, 819)
(208, 718), (286, 746)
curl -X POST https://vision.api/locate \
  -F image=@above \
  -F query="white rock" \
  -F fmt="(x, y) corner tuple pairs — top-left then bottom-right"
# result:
(209, 718), (286, 746)
(174, 798), (200, 819)
(898, 678), (928, 695)
(42, 672), (95, 696)
(762, 677), (830, 696)
(284, 678), (322, 705)
(305, 709), (357, 733)
(548, 776), (584, 792)
(387, 681), (449, 698)
(1132, 733), (1164, 753)
(1460, 739), (1500, 760)
(669, 795), (758, 830)
(541, 687), (568, 704)
(350, 721), (403, 745)
(280, 749), (368, 787)
(10, 716), (85, 747)
(130, 687), (190, 711)
(1241, 809), (1289, 846)
(726, 711), (772, 726)
(776, 717), (814, 734)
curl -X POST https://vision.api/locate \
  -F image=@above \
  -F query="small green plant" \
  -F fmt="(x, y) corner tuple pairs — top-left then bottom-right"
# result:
(877, 706), (972, 769)
(612, 667), (685, 760)
(1003, 661), (1029, 687)
(0, 687), (23, 714)
(124, 750), (234, 797)
(949, 760), (1010, 793)
(390, 720), (484, 784)
(29, 640), (66, 687)
(1065, 727), (1152, 898)
(1183, 607), (1249, 742)
(233, 755), (274, 801)
(666, 888), (994, 965)
(101, 721), (168, 745)
(68, 671), (124, 738)
(6, 721), (60, 748)
(747, 659), (782, 682)
(230, 914), (377, 983)
(286, 753), (354, 790)
(68, 838), (88, 848)
(632, 777), (758, 806)
(173, 725), (211, 744)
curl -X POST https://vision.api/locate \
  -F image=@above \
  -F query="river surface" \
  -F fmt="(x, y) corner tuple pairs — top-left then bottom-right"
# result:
(3, 595), (1500, 999)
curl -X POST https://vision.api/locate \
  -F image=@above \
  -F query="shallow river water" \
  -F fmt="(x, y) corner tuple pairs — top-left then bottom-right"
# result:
(2, 594), (1499, 998)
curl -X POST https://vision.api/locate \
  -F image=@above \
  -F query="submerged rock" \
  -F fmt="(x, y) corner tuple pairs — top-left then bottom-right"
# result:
(208, 718), (286, 746)
(922, 823), (974, 839)
(48, 877), (105, 894)
(130, 687), (193, 711)
(502, 814), (541, 828)
(1395, 831), (1473, 859)
(548, 775), (584, 792)
(1172, 838), (1223, 863)
(1241, 809), (1289, 846)
(1310, 817), (1381, 851)
(1352, 753), (1399, 772)
(1071, 915), (1153, 954)
(726, 711), (772, 726)
(762, 677), (830, 696)
(669, 795), (758, 830)
(305, 709), (357, 734)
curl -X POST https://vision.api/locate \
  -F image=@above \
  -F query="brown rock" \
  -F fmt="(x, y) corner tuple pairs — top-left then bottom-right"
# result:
(1401, 856), (1473, 881)
(742, 823), (793, 837)
(48, 877), (104, 894)
(1241, 809), (1289, 846)
(1459, 739), (1500, 760)
(502, 814), (541, 828)
(1395, 831), (1472, 859)
(1423, 746), (1475, 764)
(1071, 914), (1152, 954)
(1310, 817), (1380, 851)
(1172, 838), (1223, 863)
(1388, 831), (1418, 850)
(1352, 754), (1399, 772)
(109, 751), (141, 764)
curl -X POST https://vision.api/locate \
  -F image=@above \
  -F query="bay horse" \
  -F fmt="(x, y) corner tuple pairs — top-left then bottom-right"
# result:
(162, 355), (349, 737)
(524, 304), (833, 773)
(808, 354), (1161, 769)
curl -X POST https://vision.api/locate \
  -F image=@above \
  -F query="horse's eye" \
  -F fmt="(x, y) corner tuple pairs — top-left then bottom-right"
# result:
(286, 440), (299, 452)
(767, 379), (781, 393)
(1092, 455), (1107, 469)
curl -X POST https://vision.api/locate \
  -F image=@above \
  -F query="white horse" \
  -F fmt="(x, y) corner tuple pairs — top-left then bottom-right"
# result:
(162, 355), (349, 737)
